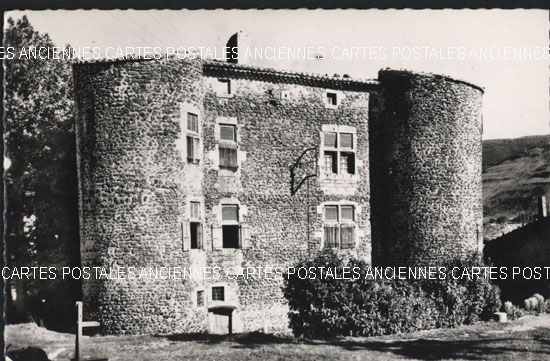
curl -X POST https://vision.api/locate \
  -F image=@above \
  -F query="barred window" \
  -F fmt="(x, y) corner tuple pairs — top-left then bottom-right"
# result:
(212, 286), (225, 301)
(323, 204), (356, 249)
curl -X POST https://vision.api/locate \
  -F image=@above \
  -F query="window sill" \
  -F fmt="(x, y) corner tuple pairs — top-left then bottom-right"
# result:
(320, 173), (359, 181)
(219, 166), (239, 172)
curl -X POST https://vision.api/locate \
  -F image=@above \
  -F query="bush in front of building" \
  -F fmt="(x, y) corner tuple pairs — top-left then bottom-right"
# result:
(283, 251), (501, 338)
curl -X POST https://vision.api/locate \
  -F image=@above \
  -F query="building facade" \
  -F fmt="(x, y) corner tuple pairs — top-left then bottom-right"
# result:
(73, 53), (484, 335)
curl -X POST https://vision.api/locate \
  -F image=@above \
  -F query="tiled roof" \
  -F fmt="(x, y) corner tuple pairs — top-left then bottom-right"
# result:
(203, 60), (380, 91)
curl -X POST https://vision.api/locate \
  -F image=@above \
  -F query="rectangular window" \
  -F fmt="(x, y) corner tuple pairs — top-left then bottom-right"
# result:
(340, 224), (355, 249)
(324, 132), (337, 148)
(326, 92), (337, 106)
(321, 129), (356, 175)
(323, 205), (356, 249)
(218, 79), (231, 95)
(340, 152), (355, 175)
(187, 113), (198, 133)
(212, 286), (225, 301)
(340, 205), (354, 222)
(222, 205), (238, 222)
(324, 151), (337, 174)
(222, 205), (240, 249)
(324, 205), (339, 222)
(190, 201), (201, 220)
(190, 222), (202, 249)
(187, 136), (199, 163)
(324, 225), (339, 248)
(219, 124), (238, 170)
(197, 290), (204, 307)
(220, 124), (236, 142)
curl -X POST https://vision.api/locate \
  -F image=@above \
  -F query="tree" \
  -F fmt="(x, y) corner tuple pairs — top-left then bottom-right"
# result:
(4, 15), (80, 331)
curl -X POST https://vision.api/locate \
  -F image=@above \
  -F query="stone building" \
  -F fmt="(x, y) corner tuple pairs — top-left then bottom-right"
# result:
(73, 42), (484, 335)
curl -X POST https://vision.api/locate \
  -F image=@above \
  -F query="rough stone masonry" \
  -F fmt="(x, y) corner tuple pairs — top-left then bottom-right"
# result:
(73, 54), (484, 335)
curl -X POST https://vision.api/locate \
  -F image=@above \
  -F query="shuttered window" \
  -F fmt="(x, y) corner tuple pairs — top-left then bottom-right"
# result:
(321, 130), (356, 175)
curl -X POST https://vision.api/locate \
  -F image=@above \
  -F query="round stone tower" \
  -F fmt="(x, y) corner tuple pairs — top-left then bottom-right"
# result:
(371, 69), (484, 266)
(73, 57), (206, 334)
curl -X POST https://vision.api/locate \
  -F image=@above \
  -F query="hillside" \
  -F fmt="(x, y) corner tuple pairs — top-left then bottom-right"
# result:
(482, 135), (550, 239)
(482, 135), (550, 171)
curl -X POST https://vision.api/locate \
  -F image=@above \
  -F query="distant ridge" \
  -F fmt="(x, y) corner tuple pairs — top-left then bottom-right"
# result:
(482, 134), (550, 236)
(483, 134), (549, 171)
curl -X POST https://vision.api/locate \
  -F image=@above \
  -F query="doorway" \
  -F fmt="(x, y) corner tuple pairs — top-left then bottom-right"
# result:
(209, 307), (233, 335)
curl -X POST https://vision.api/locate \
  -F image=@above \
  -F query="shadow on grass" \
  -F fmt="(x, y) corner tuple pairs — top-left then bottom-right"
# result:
(160, 331), (292, 345)
(6, 346), (51, 361)
(158, 328), (550, 360)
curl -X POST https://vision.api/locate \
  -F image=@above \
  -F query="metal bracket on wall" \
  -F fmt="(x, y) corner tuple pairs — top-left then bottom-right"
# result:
(290, 147), (318, 196)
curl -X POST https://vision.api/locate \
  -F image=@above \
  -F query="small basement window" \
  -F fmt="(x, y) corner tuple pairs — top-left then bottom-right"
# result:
(216, 79), (232, 97)
(326, 92), (337, 106)
(212, 286), (225, 301)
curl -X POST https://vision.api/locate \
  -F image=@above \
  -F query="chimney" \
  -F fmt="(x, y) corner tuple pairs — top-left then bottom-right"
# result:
(225, 31), (250, 65)
(538, 196), (548, 218)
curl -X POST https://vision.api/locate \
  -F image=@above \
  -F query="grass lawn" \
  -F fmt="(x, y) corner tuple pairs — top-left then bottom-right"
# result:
(5, 314), (550, 361)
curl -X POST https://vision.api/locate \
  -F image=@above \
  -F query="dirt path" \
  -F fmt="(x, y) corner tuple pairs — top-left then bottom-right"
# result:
(5, 314), (550, 361)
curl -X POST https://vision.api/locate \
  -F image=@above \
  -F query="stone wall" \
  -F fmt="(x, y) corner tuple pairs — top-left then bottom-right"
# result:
(74, 59), (485, 334)
(74, 58), (207, 334)
(370, 69), (484, 266)
(74, 58), (373, 334)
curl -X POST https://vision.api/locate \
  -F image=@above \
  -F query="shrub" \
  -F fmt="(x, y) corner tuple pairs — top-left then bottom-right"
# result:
(504, 300), (524, 320)
(524, 294), (545, 313)
(283, 251), (501, 338)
